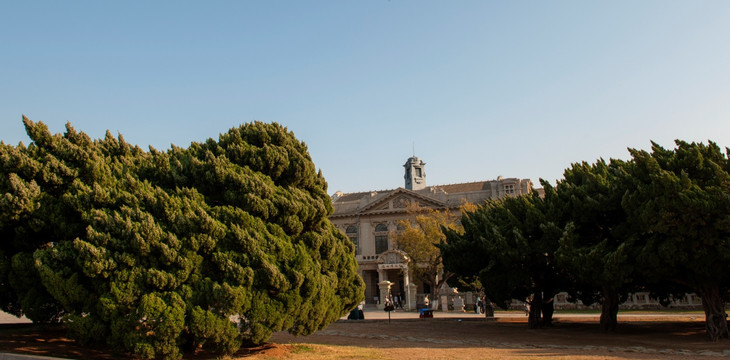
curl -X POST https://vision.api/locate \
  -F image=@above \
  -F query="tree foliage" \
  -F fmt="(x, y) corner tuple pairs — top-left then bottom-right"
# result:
(442, 140), (730, 339)
(554, 159), (636, 331)
(0, 117), (364, 359)
(441, 191), (568, 328)
(622, 141), (730, 340)
(392, 202), (467, 303)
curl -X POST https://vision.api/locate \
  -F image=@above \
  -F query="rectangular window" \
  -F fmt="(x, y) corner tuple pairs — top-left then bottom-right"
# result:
(350, 236), (360, 255)
(504, 184), (515, 194)
(346, 226), (359, 255)
(375, 235), (388, 254)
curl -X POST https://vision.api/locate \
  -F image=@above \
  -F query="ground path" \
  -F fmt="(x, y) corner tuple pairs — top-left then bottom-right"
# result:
(264, 309), (729, 359)
(2, 309), (729, 359)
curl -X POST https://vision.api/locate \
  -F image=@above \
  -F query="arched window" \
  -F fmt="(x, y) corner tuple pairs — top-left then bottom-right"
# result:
(346, 226), (359, 255)
(374, 223), (389, 254)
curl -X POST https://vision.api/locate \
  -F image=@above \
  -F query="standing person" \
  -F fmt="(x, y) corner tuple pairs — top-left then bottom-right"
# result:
(393, 294), (399, 310)
(475, 296), (481, 314)
(423, 294), (430, 309)
(358, 300), (365, 320)
(483, 295), (493, 317)
(397, 292), (403, 309)
(384, 296), (394, 312)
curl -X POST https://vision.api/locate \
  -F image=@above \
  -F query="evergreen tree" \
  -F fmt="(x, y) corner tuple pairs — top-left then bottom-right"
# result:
(1, 117), (364, 359)
(441, 191), (568, 328)
(622, 140), (730, 341)
(554, 159), (636, 331)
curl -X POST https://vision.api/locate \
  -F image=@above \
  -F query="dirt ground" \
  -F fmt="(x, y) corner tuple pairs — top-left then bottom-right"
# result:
(1, 313), (729, 359)
(260, 314), (730, 360)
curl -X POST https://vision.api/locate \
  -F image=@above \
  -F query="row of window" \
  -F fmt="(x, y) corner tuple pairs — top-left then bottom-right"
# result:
(345, 223), (392, 256)
(346, 224), (389, 234)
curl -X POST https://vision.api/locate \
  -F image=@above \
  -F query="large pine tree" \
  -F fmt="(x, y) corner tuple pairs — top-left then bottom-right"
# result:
(1, 117), (364, 359)
(441, 190), (568, 328)
(554, 159), (635, 332)
(622, 140), (730, 341)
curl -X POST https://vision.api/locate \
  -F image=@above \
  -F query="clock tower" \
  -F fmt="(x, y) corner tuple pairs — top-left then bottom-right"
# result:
(403, 156), (426, 190)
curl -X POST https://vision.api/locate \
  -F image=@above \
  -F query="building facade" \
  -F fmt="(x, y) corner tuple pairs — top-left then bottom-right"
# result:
(329, 156), (535, 309)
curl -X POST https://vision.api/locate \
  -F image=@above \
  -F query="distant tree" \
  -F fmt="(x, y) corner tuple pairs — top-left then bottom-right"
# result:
(1, 117), (364, 359)
(442, 191), (568, 328)
(622, 140), (730, 341)
(554, 159), (636, 332)
(392, 202), (469, 307)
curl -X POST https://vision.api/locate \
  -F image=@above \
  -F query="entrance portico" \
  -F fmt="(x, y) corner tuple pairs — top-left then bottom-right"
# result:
(376, 250), (413, 310)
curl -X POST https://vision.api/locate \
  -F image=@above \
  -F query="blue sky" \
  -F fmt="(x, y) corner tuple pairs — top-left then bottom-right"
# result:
(3, 1), (730, 194)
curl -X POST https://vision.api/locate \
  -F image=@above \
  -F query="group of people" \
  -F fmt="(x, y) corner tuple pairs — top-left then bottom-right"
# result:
(383, 292), (404, 311)
(475, 296), (486, 314)
(347, 300), (366, 320)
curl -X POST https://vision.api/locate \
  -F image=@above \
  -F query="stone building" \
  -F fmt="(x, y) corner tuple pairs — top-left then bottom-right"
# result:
(329, 156), (535, 309)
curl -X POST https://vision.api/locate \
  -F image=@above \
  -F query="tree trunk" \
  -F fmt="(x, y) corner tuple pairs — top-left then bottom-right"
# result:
(528, 292), (543, 329)
(599, 286), (619, 332)
(698, 285), (729, 341)
(433, 272), (454, 311)
(483, 296), (495, 318)
(541, 293), (555, 327)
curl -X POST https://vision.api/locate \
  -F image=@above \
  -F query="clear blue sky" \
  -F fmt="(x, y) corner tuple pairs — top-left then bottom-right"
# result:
(3, 1), (730, 194)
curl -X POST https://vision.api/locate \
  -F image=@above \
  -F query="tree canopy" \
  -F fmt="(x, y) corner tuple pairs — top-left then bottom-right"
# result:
(0, 117), (364, 359)
(554, 159), (636, 331)
(622, 141), (730, 340)
(441, 191), (568, 328)
(392, 202), (468, 304)
(442, 140), (730, 340)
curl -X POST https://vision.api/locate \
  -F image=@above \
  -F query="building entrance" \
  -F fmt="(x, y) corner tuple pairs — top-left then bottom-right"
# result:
(384, 268), (406, 307)
(376, 249), (412, 309)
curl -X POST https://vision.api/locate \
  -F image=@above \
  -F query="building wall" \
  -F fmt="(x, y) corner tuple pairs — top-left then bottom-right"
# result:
(331, 176), (536, 307)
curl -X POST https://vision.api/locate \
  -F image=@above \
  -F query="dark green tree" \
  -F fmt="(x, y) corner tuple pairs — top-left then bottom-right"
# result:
(441, 191), (567, 328)
(1, 117), (364, 359)
(0, 133), (78, 323)
(622, 140), (730, 341)
(554, 159), (636, 332)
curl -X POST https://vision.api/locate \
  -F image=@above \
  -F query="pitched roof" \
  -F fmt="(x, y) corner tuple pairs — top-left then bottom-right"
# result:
(431, 181), (491, 193)
(332, 181), (493, 204)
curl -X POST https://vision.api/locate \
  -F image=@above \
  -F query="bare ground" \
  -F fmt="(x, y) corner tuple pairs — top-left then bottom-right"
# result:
(1, 313), (728, 359)
(259, 314), (730, 360)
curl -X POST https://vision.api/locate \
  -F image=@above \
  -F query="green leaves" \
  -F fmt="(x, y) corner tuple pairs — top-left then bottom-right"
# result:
(1, 117), (364, 359)
(442, 192), (566, 317)
(443, 139), (730, 337)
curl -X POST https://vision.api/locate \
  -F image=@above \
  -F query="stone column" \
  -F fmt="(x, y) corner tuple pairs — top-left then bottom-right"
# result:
(377, 281), (392, 310)
(440, 294), (449, 312)
(407, 283), (417, 311)
(401, 268), (409, 309)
